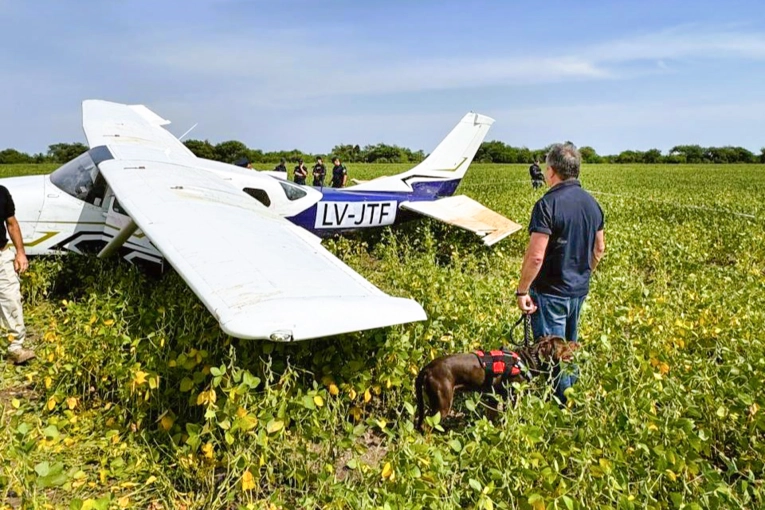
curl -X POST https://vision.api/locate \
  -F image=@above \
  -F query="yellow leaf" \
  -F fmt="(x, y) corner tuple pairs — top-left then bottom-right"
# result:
(117, 496), (130, 508)
(364, 388), (372, 403)
(329, 384), (339, 396)
(666, 469), (677, 482)
(46, 397), (56, 411)
(44, 376), (52, 389)
(160, 414), (174, 431)
(104, 319), (114, 326)
(208, 389), (216, 404)
(11, 398), (20, 409)
(89, 315), (97, 325)
(659, 362), (670, 375)
(145, 475), (157, 485)
(133, 371), (148, 386)
(202, 442), (214, 459)
(66, 397), (77, 410)
(647, 423), (658, 431)
(237, 406), (247, 418)
(348, 388), (357, 400)
(381, 462), (393, 480)
(349, 406), (362, 421)
(313, 395), (324, 407)
(242, 470), (256, 491)
(267, 420), (284, 434)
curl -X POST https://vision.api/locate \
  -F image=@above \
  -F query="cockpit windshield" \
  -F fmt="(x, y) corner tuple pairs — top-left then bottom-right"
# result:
(50, 146), (113, 206)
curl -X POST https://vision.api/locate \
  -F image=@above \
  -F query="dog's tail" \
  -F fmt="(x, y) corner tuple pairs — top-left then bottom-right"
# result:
(415, 369), (426, 431)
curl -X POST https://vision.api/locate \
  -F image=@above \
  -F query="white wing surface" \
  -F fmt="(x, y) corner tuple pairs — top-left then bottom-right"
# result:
(82, 100), (197, 163)
(97, 160), (426, 341)
(401, 195), (522, 246)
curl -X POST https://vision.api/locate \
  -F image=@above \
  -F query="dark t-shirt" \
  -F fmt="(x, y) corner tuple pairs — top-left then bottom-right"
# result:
(528, 180), (604, 297)
(312, 163), (326, 185)
(331, 164), (347, 188)
(294, 165), (307, 184)
(273, 163), (287, 172)
(0, 186), (15, 247)
(529, 163), (543, 181)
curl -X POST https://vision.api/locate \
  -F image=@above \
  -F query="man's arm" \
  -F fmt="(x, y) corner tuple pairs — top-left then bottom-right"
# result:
(6, 216), (28, 273)
(591, 229), (605, 272)
(516, 232), (549, 313)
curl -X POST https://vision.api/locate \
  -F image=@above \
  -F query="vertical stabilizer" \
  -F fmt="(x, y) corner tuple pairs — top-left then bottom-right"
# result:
(346, 112), (494, 197)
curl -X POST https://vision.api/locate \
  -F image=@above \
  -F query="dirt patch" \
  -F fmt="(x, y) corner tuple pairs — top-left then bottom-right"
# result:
(334, 429), (388, 482)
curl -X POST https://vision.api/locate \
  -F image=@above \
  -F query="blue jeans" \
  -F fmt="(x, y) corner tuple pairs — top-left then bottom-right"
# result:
(530, 291), (586, 404)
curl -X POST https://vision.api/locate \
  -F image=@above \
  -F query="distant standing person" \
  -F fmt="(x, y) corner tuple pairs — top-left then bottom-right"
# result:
(529, 159), (544, 189)
(0, 186), (32, 364)
(273, 158), (288, 173)
(312, 157), (327, 187)
(515, 143), (605, 405)
(331, 157), (347, 188)
(294, 159), (308, 185)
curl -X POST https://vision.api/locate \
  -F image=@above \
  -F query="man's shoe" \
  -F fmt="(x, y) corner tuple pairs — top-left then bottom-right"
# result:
(8, 348), (35, 365)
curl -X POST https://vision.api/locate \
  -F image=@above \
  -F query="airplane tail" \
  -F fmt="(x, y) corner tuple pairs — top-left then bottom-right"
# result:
(346, 112), (494, 198)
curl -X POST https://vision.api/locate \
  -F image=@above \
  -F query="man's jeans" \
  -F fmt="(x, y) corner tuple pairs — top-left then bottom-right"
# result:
(530, 291), (585, 404)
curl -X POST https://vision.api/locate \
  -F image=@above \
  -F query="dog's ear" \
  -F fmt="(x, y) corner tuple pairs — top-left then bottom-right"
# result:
(536, 336), (554, 359)
(568, 341), (580, 351)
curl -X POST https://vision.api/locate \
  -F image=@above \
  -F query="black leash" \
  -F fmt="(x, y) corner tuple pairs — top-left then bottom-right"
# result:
(509, 313), (533, 349)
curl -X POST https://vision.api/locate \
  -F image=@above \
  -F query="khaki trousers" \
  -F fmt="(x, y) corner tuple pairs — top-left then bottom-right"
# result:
(0, 249), (26, 352)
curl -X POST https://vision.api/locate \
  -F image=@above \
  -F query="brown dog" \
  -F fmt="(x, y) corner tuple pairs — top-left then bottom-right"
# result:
(415, 336), (577, 430)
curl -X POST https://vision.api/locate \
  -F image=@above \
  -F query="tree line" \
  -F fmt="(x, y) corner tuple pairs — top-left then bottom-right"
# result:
(2, 140), (765, 165)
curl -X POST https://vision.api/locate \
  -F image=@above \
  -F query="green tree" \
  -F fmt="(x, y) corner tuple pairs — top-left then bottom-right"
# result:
(47, 143), (88, 164)
(214, 141), (250, 164)
(0, 149), (33, 164)
(643, 149), (663, 164)
(183, 139), (217, 160)
(669, 145), (705, 164)
(579, 146), (602, 164)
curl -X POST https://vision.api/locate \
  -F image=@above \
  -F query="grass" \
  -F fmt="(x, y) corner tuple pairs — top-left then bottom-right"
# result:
(0, 162), (764, 509)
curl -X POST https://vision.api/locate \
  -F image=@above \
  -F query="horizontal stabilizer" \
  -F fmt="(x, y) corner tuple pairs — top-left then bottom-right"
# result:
(401, 195), (522, 246)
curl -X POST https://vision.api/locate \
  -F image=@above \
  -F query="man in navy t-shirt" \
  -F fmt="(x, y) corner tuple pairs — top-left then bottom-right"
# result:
(515, 143), (605, 404)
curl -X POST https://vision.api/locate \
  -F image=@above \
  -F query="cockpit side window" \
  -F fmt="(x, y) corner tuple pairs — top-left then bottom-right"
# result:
(243, 188), (271, 207)
(278, 181), (307, 201)
(50, 146), (114, 206)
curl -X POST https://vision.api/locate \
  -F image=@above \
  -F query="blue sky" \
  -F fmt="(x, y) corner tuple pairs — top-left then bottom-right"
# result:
(1, 0), (764, 156)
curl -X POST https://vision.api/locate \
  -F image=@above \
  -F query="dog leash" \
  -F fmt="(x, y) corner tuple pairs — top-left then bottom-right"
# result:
(509, 313), (532, 349)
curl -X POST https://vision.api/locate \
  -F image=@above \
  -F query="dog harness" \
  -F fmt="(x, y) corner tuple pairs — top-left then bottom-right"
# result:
(474, 348), (531, 388)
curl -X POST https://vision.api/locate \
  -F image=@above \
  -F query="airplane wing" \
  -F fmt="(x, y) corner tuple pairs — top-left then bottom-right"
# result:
(82, 100), (197, 163)
(96, 159), (426, 341)
(401, 195), (522, 246)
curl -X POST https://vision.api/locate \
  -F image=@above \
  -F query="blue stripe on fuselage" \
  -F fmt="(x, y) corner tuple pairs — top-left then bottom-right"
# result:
(287, 179), (460, 236)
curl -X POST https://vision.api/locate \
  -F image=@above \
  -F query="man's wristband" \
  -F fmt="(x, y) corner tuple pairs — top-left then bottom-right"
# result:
(515, 290), (528, 297)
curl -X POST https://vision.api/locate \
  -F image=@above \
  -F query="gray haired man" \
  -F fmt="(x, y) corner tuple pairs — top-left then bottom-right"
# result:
(515, 143), (605, 404)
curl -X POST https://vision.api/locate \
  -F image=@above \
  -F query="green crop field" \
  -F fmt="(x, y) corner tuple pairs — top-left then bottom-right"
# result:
(1, 163), (764, 509)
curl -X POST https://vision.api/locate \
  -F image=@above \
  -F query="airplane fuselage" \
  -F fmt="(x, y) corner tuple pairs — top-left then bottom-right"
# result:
(6, 151), (461, 266)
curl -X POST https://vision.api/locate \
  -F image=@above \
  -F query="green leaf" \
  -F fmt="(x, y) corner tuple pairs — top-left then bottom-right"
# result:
(180, 377), (193, 392)
(449, 439), (462, 452)
(561, 495), (575, 510)
(43, 425), (60, 439)
(469, 478), (482, 491)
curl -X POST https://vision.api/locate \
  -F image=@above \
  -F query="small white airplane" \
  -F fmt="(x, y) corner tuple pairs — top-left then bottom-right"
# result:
(4, 101), (520, 341)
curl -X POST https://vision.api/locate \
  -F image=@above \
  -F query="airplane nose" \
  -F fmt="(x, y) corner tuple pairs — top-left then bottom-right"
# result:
(0, 174), (47, 237)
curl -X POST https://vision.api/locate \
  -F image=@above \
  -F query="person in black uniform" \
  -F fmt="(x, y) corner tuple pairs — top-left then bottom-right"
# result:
(529, 159), (544, 189)
(273, 158), (288, 173)
(234, 157), (252, 169)
(293, 158), (308, 185)
(331, 157), (347, 188)
(312, 157), (327, 187)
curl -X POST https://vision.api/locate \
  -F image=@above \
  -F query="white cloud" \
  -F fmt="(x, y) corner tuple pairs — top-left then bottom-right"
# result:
(128, 25), (765, 103)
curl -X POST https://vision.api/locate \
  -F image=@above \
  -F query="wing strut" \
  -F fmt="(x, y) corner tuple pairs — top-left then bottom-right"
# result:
(98, 219), (138, 258)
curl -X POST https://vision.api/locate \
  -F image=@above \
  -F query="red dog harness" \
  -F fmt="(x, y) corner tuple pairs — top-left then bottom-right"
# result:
(474, 348), (529, 388)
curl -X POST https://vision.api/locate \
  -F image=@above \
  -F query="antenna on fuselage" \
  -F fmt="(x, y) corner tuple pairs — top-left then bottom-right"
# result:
(179, 122), (199, 141)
